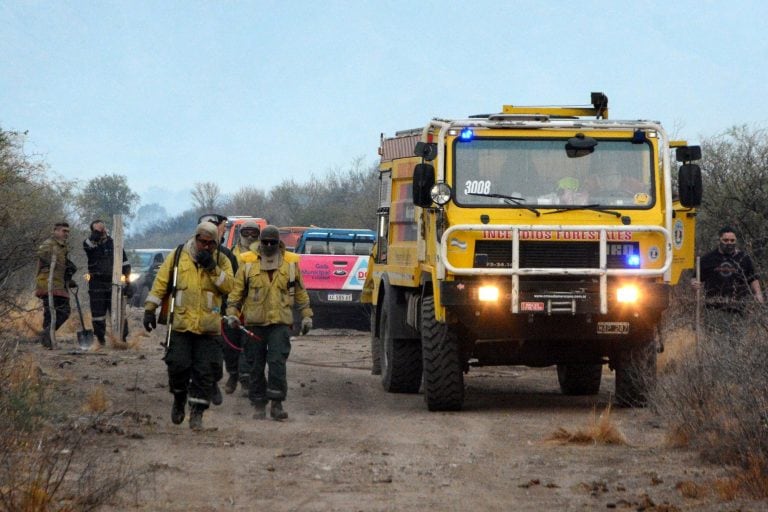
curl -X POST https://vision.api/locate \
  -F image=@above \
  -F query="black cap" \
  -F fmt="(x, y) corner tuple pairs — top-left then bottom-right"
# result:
(198, 213), (227, 226)
(260, 225), (280, 241)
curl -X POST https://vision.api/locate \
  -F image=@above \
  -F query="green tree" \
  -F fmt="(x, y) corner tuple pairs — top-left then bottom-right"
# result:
(75, 174), (139, 226)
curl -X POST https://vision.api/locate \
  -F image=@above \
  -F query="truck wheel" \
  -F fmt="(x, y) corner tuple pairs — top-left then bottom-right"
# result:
(380, 299), (422, 393)
(370, 306), (381, 375)
(614, 342), (657, 407)
(421, 296), (464, 411)
(556, 364), (602, 395)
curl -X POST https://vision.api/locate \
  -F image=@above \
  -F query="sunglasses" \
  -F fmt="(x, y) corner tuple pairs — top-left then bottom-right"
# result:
(241, 230), (259, 237)
(196, 237), (217, 248)
(261, 240), (279, 246)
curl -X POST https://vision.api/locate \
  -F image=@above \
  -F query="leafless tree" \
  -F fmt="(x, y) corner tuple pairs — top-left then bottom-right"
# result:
(191, 181), (222, 213)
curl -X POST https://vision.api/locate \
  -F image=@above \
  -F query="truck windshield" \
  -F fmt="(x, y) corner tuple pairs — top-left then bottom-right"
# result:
(453, 138), (653, 208)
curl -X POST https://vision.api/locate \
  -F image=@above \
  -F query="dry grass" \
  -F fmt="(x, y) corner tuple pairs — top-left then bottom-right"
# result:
(655, 298), (768, 501)
(676, 479), (707, 499)
(546, 404), (627, 445)
(83, 386), (109, 413)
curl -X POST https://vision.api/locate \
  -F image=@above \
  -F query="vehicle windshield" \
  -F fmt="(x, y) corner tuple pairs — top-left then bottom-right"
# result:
(302, 237), (374, 255)
(128, 252), (154, 271)
(453, 138), (653, 208)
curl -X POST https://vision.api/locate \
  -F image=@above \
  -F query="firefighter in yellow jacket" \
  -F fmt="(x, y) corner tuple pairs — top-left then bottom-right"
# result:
(226, 225), (312, 421)
(143, 222), (234, 431)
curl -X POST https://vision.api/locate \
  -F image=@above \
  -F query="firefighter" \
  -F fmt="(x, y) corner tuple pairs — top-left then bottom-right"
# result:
(35, 221), (77, 348)
(198, 213), (238, 404)
(226, 225), (313, 421)
(83, 219), (131, 345)
(236, 230), (301, 396)
(221, 220), (260, 394)
(143, 222), (234, 431)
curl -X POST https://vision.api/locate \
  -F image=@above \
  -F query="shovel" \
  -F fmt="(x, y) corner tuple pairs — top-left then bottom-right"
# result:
(72, 285), (94, 349)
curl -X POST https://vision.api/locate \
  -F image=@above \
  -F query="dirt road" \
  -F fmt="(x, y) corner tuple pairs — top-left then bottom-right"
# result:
(26, 310), (752, 511)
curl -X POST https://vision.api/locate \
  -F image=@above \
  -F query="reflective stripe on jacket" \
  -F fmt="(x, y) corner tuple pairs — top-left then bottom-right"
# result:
(145, 238), (234, 335)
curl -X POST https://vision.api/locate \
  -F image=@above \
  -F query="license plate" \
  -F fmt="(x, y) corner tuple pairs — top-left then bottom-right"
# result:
(521, 301), (545, 312)
(327, 293), (353, 302)
(597, 322), (630, 334)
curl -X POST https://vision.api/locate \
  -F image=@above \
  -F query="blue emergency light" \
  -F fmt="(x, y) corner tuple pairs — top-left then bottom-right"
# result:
(626, 254), (641, 267)
(459, 128), (474, 141)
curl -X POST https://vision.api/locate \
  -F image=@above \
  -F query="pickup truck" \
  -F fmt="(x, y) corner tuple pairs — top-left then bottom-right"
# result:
(294, 228), (375, 331)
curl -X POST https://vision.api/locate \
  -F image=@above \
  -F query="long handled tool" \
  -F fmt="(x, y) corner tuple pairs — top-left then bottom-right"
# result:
(72, 284), (95, 349)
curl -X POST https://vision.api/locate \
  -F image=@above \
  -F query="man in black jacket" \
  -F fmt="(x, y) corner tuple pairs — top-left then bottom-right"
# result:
(83, 219), (131, 345)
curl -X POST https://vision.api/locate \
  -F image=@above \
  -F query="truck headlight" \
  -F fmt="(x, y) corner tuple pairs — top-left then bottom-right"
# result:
(616, 284), (640, 303)
(478, 285), (499, 302)
(129, 272), (141, 283)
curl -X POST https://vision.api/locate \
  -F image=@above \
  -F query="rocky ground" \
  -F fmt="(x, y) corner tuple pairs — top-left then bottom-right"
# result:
(20, 309), (764, 511)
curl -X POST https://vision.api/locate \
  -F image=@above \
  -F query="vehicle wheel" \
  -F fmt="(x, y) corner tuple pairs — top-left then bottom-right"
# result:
(370, 307), (381, 375)
(614, 342), (657, 407)
(421, 295), (464, 411)
(556, 364), (602, 395)
(380, 298), (422, 393)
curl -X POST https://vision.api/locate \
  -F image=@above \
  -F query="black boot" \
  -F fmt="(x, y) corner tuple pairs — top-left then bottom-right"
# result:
(252, 402), (267, 420)
(270, 400), (288, 421)
(189, 406), (204, 431)
(224, 374), (238, 394)
(171, 394), (186, 425)
(211, 383), (223, 406)
(40, 331), (52, 349)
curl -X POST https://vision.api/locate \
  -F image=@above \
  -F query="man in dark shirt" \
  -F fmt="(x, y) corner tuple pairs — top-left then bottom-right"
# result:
(83, 219), (131, 345)
(692, 226), (764, 314)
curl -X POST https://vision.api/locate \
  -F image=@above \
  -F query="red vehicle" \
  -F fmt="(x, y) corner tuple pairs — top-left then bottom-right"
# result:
(221, 216), (268, 249)
(279, 226), (311, 252)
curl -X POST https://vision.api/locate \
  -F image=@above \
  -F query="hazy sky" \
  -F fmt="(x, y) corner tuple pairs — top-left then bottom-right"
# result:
(3, 1), (767, 215)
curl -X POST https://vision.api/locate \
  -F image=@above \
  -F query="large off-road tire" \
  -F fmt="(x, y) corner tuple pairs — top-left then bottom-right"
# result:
(380, 299), (422, 393)
(370, 306), (381, 375)
(614, 342), (657, 407)
(556, 364), (602, 395)
(421, 296), (464, 411)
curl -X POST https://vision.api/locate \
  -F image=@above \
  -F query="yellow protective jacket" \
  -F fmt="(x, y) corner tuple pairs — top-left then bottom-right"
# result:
(226, 251), (311, 327)
(35, 237), (75, 298)
(145, 239), (234, 335)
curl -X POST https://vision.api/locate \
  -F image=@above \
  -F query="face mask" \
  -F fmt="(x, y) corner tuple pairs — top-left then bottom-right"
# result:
(241, 235), (257, 246)
(719, 242), (736, 255)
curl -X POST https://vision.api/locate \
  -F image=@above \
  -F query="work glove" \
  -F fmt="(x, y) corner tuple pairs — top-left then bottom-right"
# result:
(89, 230), (102, 242)
(224, 315), (241, 329)
(196, 250), (216, 271)
(143, 310), (157, 332)
(300, 317), (313, 335)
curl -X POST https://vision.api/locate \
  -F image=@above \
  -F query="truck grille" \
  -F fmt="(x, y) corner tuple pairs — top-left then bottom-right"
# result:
(473, 241), (638, 269)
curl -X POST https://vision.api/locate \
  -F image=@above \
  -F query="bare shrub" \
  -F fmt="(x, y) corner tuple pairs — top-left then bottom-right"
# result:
(0, 337), (147, 510)
(546, 404), (627, 445)
(654, 302), (768, 498)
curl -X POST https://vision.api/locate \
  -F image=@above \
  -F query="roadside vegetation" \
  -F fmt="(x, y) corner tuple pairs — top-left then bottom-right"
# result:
(652, 126), (768, 498)
(1, 123), (767, 505)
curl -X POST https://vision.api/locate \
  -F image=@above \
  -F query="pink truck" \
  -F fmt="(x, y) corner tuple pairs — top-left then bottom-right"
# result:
(294, 228), (375, 331)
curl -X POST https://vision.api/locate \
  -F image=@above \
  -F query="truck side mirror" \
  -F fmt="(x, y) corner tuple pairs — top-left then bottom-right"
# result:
(678, 163), (702, 207)
(675, 145), (702, 162)
(414, 142), (438, 161)
(413, 163), (435, 208)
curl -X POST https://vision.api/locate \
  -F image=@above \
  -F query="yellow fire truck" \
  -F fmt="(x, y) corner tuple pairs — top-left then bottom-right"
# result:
(365, 93), (702, 410)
